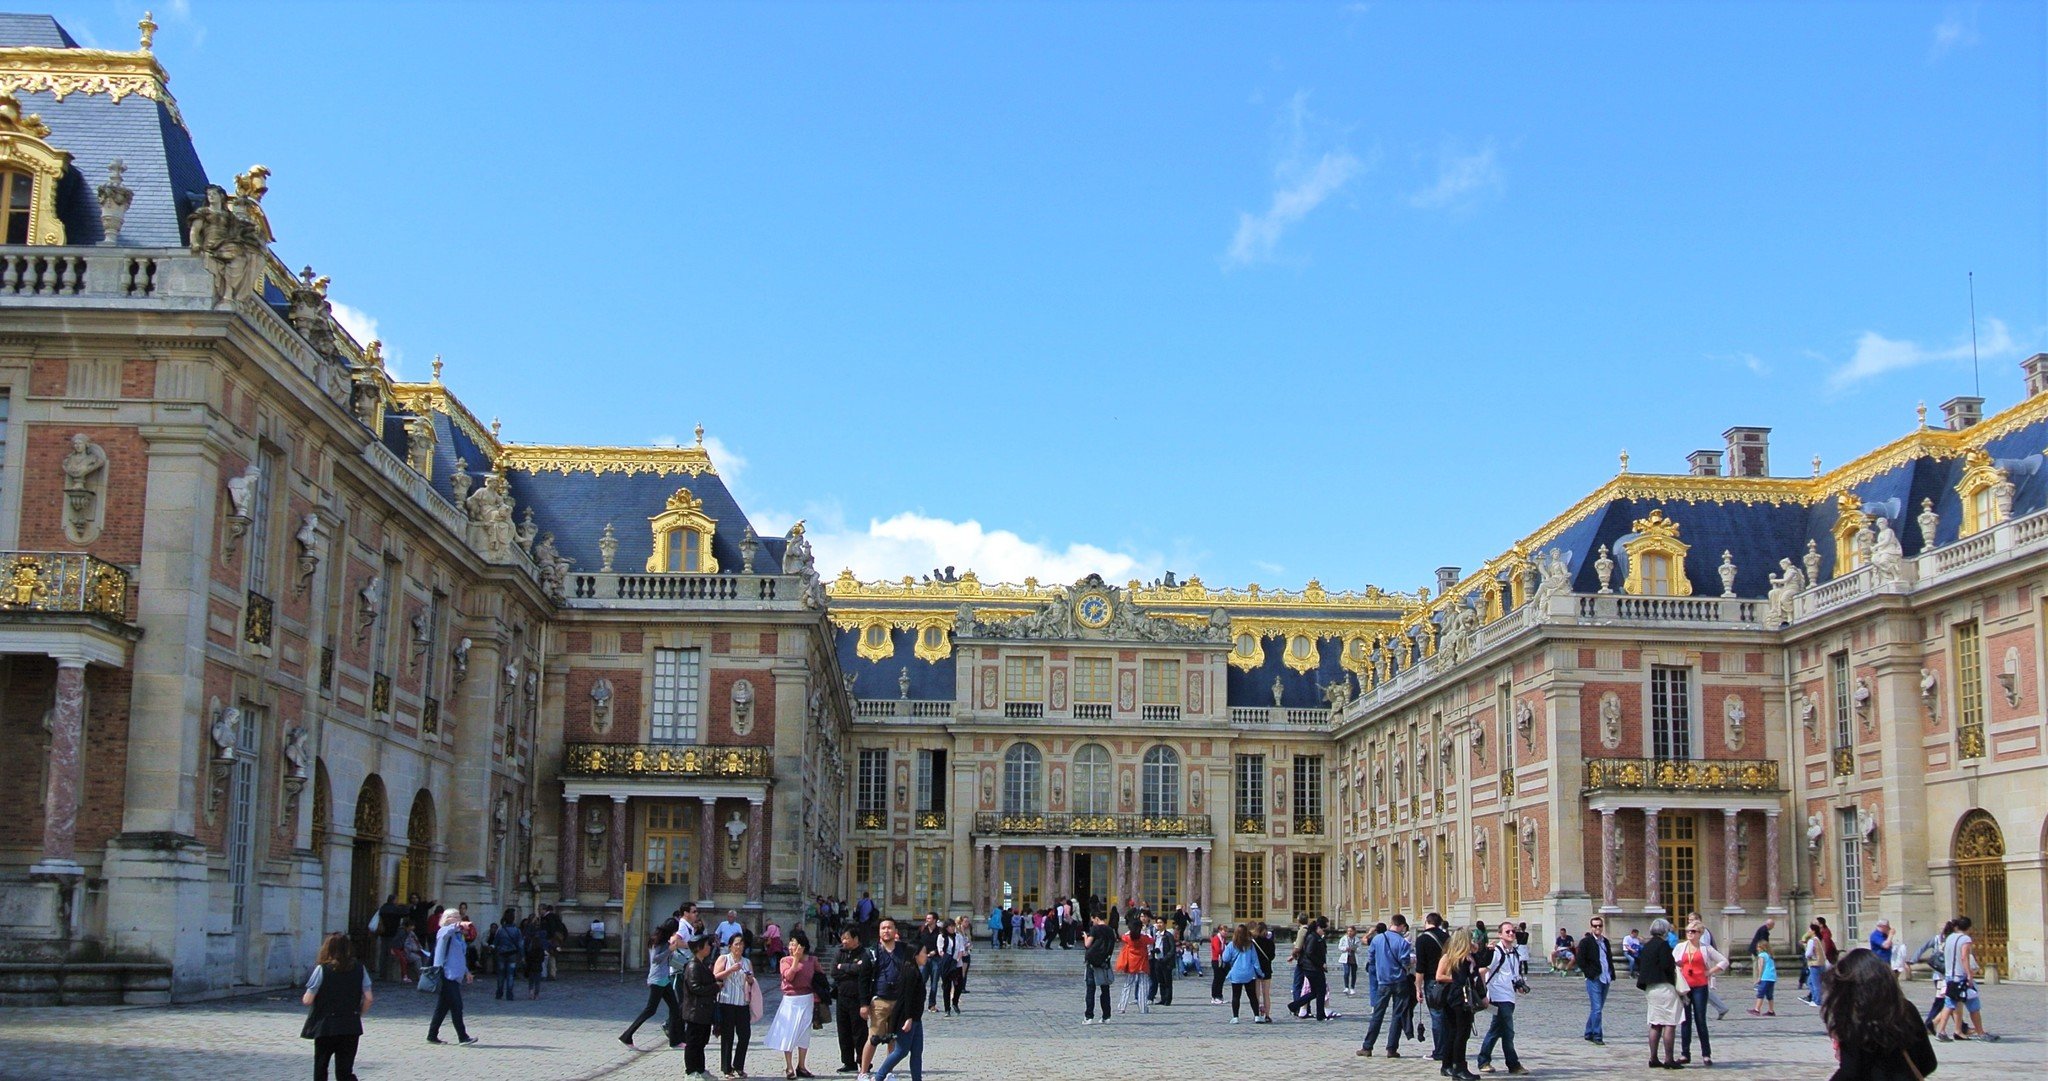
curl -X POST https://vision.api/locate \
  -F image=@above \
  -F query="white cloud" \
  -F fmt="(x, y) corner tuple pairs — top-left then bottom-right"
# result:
(1225, 91), (1366, 266)
(1931, 7), (1979, 59)
(1827, 318), (2016, 390)
(1709, 351), (1768, 376)
(794, 511), (1167, 585)
(329, 300), (402, 377)
(1408, 141), (1502, 210)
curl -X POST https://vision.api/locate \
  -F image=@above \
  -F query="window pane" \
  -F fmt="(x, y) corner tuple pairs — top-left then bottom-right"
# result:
(651, 648), (701, 743)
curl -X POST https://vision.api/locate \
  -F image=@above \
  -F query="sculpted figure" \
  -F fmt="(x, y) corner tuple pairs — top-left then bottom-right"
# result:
(515, 506), (538, 554)
(1534, 547), (1572, 605)
(225, 463), (261, 519)
(1870, 518), (1905, 584)
(211, 702), (241, 761)
(62, 433), (107, 488)
(448, 458), (473, 507)
(1805, 813), (1825, 855)
(1271, 675), (1284, 707)
(187, 185), (264, 303)
(1917, 498), (1940, 550)
(283, 724), (309, 778)
(782, 521), (814, 575)
(295, 513), (324, 587)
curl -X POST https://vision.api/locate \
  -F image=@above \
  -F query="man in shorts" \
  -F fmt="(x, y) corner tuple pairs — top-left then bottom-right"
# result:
(859, 918), (916, 1081)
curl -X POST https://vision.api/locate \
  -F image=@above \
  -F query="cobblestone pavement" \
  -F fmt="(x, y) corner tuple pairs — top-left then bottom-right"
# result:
(0, 967), (2039, 1080)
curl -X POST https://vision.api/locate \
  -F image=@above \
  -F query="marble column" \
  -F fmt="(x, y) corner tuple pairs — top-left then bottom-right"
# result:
(745, 798), (766, 908)
(1179, 847), (1192, 909)
(608, 796), (628, 904)
(981, 844), (994, 913)
(1598, 808), (1620, 912)
(1042, 844), (1054, 905)
(558, 793), (580, 903)
(1764, 810), (1784, 913)
(1643, 807), (1664, 914)
(697, 797), (718, 906)
(35, 660), (88, 871)
(1721, 810), (1743, 915)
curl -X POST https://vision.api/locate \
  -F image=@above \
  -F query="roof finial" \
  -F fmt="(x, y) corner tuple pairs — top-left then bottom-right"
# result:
(138, 11), (156, 52)
(1812, 454), (1823, 477)
(490, 416), (502, 442)
(1618, 448), (1630, 474)
(1916, 400), (1928, 429)
(431, 354), (443, 384)
(694, 423), (705, 447)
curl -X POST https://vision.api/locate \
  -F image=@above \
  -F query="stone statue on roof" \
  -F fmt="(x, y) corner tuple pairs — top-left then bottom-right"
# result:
(1765, 558), (1804, 627)
(1870, 517), (1905, 585)
(187, 185), (265, 305)
(233, 165), (275, 243)
(466, 472), (517, 560)
(516, 507), (538, 554)
(783, 521), (814, 575)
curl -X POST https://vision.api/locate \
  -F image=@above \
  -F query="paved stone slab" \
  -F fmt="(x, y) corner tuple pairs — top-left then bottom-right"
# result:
(0, 967), (2038, 1080)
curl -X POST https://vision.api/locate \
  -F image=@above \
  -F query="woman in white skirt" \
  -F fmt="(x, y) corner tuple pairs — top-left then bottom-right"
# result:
(764, 937), (819, 1079)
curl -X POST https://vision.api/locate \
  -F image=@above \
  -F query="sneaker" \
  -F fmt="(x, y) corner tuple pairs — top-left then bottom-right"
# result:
(459, 1036), (480, 1046)
(1211, 998), (1224, 1005)
(427, 1037), (445, 1044)
(1228, 1016), (1242, 1024)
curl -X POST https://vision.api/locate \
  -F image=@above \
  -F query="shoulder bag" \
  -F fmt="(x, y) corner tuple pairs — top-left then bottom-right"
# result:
(416, 964), (442, 994)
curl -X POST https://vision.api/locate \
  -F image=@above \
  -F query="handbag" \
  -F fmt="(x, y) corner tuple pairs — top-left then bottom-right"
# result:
(1424, 979), (1447, 1011)
(417, 965), (443, 995)
(300, 1008), (321, 1040)
(1462, 966), (1490, 1012)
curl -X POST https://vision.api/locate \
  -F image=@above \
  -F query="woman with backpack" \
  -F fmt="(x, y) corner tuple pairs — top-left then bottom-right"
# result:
(521, 916), (549, 1000)
(1434, 928), (1481, 1081)
(491, 908), (524, 1001)
(301, 931), (372, 1081)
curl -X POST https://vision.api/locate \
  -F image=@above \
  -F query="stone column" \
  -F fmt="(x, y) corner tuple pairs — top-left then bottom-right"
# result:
(697, 797), (718, 907)
(34, 659), (88, 871)
(1598, 808), (1620, 913)
(1721, 809), (1743, 916)
(1764, 810), (1784, 913)
(1179, 846), (1192, 909)
(745, 798), (766, 908)
(608, 796), (628, 904)
(1643, 808), (1664, 914)
(980, 844), (994, 913)
(1041, 844), (1053, 905)
(558, 794), (580, 903)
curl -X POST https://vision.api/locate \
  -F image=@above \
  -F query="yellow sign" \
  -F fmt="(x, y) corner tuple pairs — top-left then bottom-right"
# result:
(623, 871), (646, 927)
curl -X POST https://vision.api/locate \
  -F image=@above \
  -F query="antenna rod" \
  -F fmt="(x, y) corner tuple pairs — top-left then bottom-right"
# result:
(1969, 271), (1980, 398)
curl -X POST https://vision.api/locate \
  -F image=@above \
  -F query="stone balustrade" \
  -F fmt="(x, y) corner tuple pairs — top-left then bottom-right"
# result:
(566, 571), (799, 610)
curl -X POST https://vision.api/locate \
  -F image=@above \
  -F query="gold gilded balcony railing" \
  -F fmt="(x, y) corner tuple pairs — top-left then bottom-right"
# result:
(1293, 814), (1325, 836)
(1235, 815), (1266, 835)
(563, 742), (771, 779)
(854, 809), (888, 830)
(914, 810), (946, 831)
(1581, 757), (1783, 793)
(0, 551), (132, 620)
(972, 811), (1212, 839)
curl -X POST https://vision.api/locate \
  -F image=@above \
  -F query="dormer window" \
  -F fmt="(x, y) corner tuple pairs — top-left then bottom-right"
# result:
(1621, 509), (1693, 596)
(645, 487), (718, 573)
(2, 171), (33, 244)
(0, 93), (70, 246)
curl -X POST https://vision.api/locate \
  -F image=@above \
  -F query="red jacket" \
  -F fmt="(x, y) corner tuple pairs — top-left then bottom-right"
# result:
(1116, 931), (1152, 974)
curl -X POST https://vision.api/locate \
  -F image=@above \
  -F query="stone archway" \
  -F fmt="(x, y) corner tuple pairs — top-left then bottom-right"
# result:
(349, 775), (387, 950)
(1953, 809), (2008, 971)
(400, 789), (435, 903)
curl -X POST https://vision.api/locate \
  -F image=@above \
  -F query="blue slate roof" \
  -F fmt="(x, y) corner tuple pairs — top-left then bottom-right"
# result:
(836, 628), (957, 699)
(2, 17), (208, 247)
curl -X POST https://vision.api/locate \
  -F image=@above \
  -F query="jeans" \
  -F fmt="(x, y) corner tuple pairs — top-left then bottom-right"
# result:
(874, 1018), (923, 1081)
(922, 957), (943, 1007)
(1476, 1000), (1521, 1070)
(1584, 977), (1609, 1040)
(1426, 1004), (1445, 1059)
(716, 1002), (750, 1075)
(525, 958), (543, 997)
(1361, 979), (1408, 1051)
(1342, 959), (1358, 991)
(495, 958), (518, 999)
(428, 979), (468, 1042)
(1680, 985), (1712, 1059)
(1084, 966), (1112, 1020)
(621, 982), (678, 1043)
(1286, 969), (1328, 1020)
(313, 1033), (359, 1081)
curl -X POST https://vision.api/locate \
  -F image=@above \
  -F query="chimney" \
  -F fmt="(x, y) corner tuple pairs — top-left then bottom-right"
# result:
(2023, 353), (2048, 396)
(1687, 450), (1723, 477)
(1722, 426), (1771, 477)
(1435, 567), (1461, 596)
(1940, 396), (1984, 430)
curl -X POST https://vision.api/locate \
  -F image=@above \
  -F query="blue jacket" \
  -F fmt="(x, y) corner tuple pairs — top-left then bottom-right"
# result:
(1222, 942), (1261, 985)
(1369, 930), (1413, 984)
(433, 925), (469, 981)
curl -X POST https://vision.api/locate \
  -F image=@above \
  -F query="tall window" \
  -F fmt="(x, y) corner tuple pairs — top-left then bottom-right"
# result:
(246, 446), (281, 594)
(1649, 665), (1692, 760)
(226, 703), (262, 927)
(856, 750), (888, 814)
(1234, 753), (1266, 825)
(912, 849), (947, 916)
(1073, 658), (1110, 703)
(1141, 659), (1180, 704)
(1, 171), (31, 245)
(420, 590), (445, 703)
(1955, 621), (1985, 759)
(999, 850), (1043, 909)
(1292, 853), (1325, 920)
(1495, 681), (1511, 767)
(368, 559), (397, 678)
(1141, 745), (1181, 817)
(650, 648), (702, 743)
(1839, 807), (1864, 940)
(1503, 820), (1521, 918)
(1072, 744), (1113, 815)
(1830, 651), (1852, 774)
(1232, 850), (1265, 921)
(1141, 852), (1183, 911)
(1658, 813), (1699, 920)
(1293, 754), (1324, 832)
(855, 848), (885, 903)
(1004, 655), (1045, 702)
(914, 749), (946, 813)
(1639, 554), (1673, 596)
(1001, 743), (1043, 814)
(644, 802), (692, 890)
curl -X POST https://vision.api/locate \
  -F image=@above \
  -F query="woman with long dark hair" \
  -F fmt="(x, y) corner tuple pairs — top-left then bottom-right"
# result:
(1823, 948), (1938, 1080)
(619, 923), (681, 1048)
(301, 931), (372, 1081)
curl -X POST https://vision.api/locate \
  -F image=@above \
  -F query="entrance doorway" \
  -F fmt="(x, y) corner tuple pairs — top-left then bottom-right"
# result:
(1072, 850), (1110, 913)
(1141, 852), (1183, 912)
(1954, 810), (2009, 970)
(348, 776), (387, 963)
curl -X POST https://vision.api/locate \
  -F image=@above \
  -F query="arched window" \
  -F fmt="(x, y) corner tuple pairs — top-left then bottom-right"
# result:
(1622, 510), (1692, 596)
(1142, 745), (1181, 817)
(645, 487), (718, 573)
(1072, 744), (1112, 815)
(1001, 743), (1042, 815)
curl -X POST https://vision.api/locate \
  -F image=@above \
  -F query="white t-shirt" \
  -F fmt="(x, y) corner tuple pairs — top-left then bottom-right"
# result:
(1484, 946), (1522, 1003)
(1942, 933), (1973, 984)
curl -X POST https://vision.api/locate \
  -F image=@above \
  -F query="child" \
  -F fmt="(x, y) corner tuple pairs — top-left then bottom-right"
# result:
(1749, 942), (1777, 1016)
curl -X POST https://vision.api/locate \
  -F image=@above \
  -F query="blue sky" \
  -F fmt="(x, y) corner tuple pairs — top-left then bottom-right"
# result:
(49, 1), (2047, 592)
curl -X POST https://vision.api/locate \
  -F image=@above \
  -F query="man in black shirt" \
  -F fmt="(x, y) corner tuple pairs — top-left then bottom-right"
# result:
(860, 919), (917, 1077)
(1286, 917), (1332, 1020)
(1150, 920), (1177, 1006)
(1412, 912), (1450, 1060)
(1082, 914), (1116, 1023)
(830, 928), (875, 1074)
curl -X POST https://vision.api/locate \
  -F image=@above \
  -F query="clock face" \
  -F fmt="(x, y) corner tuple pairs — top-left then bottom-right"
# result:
(1076, 592), (1113, 629)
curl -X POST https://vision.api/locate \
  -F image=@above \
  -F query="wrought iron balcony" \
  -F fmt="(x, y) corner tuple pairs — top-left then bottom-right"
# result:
(914, 809), (947, 831)
(0, 551), (132, 620)
(1581, 757), (1783, 794)
(1293, 814), (1325, 836)
(562, 742), (772, 780)
(1235, 815), (1266, 835)
(244, 589), (274, 646)
(972, 811), (1212, 839)
(854, 809), (887, 831)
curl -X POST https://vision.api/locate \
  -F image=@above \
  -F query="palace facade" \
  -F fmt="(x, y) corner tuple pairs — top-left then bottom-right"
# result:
(0, 13), (2042, 1004)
